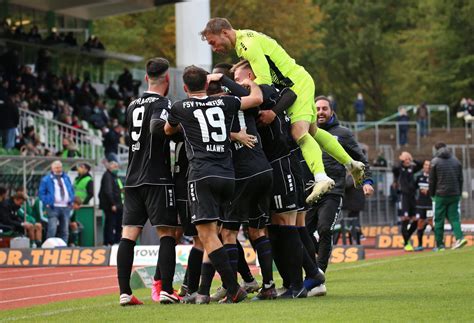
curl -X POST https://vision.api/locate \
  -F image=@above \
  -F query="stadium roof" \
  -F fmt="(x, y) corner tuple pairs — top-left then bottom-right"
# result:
(9, 0), (182, 20)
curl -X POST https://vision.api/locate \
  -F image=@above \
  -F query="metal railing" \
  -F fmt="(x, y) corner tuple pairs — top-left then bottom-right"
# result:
(18, 108), (129, 164)
(340, 120), (420, 150)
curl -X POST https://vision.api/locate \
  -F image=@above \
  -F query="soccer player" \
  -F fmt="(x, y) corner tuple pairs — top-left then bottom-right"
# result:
(117, 58), (179, 306)
(393, 152), (423, 251)
(200, 18), (365, 204)
(414, 160), (433, 251)
(215, 60), (325, 298)
(306, 96), (373, 282)
(164, 65), (263, 304)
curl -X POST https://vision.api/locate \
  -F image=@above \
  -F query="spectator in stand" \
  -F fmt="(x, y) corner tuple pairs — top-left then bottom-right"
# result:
(1, 49), (20, 78)
(0, 90), (20, 149)
(99, 161), (123, 245)
(105, 80), (122, 100)
(60, 136), (81, 158)
(20, 65), (37, 90)
(35, 48), (51, 76)
(373, 149), (388, 167)
(416, 102), (429, 137)
(19, 125), (42, 156)
(354, 92), (365, 124)
(73, 163), (94, 205)
(0, 192), (42, 247)
(39, 160), (75, 243)
(397, 107), (410, 146)
(117, 68), (133, 99)
(64, 32), (77, 47)
(429, 142), (467, 251)
(89, 100), (109, 129)
(91, 36), (105, 50)
(13, 25), (26, 41)
(392, 151), (423, 251)
(44, 28), (61, 45)
(27, 25), (42, 43)
(103, 123), (122, 162)
(110, 100), (126, 126)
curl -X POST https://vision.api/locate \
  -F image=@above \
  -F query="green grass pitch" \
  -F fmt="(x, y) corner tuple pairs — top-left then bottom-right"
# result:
(2, 247), (473, 322)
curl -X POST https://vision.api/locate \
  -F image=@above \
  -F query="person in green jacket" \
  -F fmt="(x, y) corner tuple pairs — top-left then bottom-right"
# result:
(73, 163), (94, 205)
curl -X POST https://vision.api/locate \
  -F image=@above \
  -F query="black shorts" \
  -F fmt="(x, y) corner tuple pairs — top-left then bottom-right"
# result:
(398, 194), (416, 217)
(270, 156), (298, 213)
(188, 177), (234, 225)
(222, 170), (273, 230)
(416, 207), (432, 220)
(177, 199), (198, 237)
(290, 152), (306, 211)
(123, 184), (178, 227)
(174, 170), (188, 201)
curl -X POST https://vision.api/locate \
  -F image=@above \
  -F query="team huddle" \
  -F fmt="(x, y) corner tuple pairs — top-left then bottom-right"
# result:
(117, 18), (367, 306)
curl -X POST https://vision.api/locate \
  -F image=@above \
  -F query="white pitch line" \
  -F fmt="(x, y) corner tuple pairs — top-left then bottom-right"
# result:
(0, 274), (116, 292)
(0, 267), (114, 282)
(3, 296), (152, 322)
(0, 285), (118, 305)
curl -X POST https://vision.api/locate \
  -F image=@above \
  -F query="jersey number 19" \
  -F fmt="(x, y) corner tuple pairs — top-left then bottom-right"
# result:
(193, 107), (227, 143)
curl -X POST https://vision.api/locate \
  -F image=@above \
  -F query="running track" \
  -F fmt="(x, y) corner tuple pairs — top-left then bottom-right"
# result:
(0, 247), (407, 310)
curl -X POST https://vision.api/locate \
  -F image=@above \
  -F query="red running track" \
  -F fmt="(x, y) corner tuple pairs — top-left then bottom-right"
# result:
(0, 246), (413, 311)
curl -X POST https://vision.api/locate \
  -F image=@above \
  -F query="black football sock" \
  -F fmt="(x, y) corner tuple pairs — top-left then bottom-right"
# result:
(158, 236), (176, 294)
(187, 247), (204, 293)
(236, 240), (254, 283)
(253, 236), (274, 286)
(268, 225), (290, 288)
(298, 226), (317, 264)
(154, 262), (162, 281)
(117, 238), (135, 295)
(407, 220), (418, 242)
(224, 244), (238, 278)
(182, 267), (189, 287)
(279, 225), (304, 290)
(401, 220), (410, 245)
(208, 247), (240, 295)
(198, 262), (215, 296)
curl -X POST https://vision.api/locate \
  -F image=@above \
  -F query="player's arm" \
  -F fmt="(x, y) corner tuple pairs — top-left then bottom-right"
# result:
(259, 87), (297, 125)
(164, 103), (181, 136)
(208, 73), (250, 97)
(239, 79), (263, 110)
(242, 38), (272, 85)
(230, 128), (256, 149)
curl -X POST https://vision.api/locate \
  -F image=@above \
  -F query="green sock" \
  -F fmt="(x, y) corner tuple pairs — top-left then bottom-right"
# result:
(313, 128), (352, 165)
(297, 133), (325, 174)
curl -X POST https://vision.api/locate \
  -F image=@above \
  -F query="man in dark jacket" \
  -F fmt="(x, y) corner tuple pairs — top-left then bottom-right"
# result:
(0, 91), (20, 149)
(392, 152), (423, 251)
(306, 96), (374, 276)
(429, 142), (467, 250)
(99, 161), (123, 245)
(103, 124), (122, 162)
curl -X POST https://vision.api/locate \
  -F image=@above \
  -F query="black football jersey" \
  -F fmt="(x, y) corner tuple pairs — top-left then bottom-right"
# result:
(168, 95), (241, 180)
(124, 91), (172, 187)
(416, 173), (432, 208)
(230, 108), (272, 178)
(257, 85), (292, 162)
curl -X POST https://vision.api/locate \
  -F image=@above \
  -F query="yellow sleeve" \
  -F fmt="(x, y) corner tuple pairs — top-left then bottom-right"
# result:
(241, 37), (273, 85)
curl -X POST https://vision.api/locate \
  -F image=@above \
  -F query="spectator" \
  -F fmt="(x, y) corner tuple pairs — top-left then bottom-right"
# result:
(397, 107), (410, 146)
(19, 125), (42, 156)
(117, 68), (133, 99)
(64, 32), (77, 47)
(105, 80), (122, 100)
(416, 102), (429, 137)
(44, 28), (61, 45)
(89, 100), (109, 129)
(99, 161), (123, 245)
(73, 163), (94, 205)
(110, 100), (126, 126)
(39, 160), (75, 243)
(60, 136), (81, 158)
(35, 49), (51, 76)
(103, 124), (122, 162)
(429, 142), (467, 251)
(0, 192), (42, 247)
(20, 65), (37, 90)
(354, 92), (365, 123)
(90, 36), (105, 50)
(27, 25), (42, 43)
(0, 90), (20, 149)
(69, 196), (83, 246)
(393, 151), (423, 251)
(373, 149), (388, 167)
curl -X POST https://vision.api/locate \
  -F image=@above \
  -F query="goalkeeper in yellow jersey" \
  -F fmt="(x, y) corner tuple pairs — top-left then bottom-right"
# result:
(200, 18), (365, 204)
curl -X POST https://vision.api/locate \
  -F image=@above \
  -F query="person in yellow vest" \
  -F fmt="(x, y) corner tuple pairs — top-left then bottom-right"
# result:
(73, 163), (94, 205)
(99, 161), (123, 245)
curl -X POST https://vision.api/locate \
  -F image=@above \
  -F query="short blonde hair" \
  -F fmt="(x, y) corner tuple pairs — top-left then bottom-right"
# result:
(230, 60), (252, 74)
